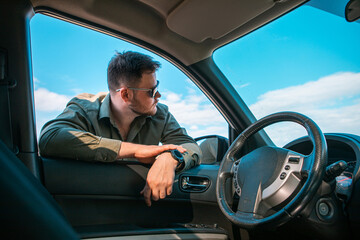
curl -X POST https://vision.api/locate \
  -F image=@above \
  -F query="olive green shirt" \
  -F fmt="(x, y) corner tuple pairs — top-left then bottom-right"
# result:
(39, 93), (201, 171)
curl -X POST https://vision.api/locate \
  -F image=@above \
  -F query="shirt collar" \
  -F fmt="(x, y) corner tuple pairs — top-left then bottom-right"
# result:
(99, 93), (112, 120)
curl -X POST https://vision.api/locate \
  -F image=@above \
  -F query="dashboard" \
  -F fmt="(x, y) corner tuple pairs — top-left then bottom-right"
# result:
(284, 133), (360, 233)
(284, 133), (360, 183)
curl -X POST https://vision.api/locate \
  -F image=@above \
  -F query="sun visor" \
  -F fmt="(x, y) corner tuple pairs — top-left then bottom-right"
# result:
(167, 0), (275, 43)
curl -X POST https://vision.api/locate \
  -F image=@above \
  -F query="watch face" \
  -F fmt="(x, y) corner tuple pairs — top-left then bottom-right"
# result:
(171, 149), (185, 172)
(173, 149), (183, 160)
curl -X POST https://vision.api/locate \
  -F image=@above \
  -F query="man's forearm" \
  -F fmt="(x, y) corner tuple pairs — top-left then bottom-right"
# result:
(117, 142), (143, 158)
(118, 142), (187, 164)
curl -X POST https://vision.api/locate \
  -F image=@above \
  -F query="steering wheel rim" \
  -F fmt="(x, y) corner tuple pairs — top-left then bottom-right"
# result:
(216, 112), (327, 229)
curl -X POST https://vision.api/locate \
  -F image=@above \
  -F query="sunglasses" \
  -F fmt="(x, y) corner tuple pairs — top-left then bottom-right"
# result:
(116, 80), (159, 98)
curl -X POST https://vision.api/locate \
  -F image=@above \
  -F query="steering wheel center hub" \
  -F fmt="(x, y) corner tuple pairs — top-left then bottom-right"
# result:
(236, 147), (288, 190)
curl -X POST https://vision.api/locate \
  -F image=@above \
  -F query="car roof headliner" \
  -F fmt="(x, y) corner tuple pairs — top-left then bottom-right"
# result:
(30, 0), (306, 65)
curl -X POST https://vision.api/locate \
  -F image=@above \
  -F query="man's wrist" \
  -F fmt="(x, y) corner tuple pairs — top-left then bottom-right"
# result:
(164, 149), (185, 172)
(155, 152), (178, 170)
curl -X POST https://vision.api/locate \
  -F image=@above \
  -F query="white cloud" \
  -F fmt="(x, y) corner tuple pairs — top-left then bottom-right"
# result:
(187, 125), (228, 139)
(33, 86), (72, 138)
(161, 91), (225, 126)
(160, 89), (228, 139)
(165, 92), (182, 102)
(34, 88), (71, 111)
(251, 72), (360, 116)
(263, 123), (308, 148)
(249, 72), (360, 146)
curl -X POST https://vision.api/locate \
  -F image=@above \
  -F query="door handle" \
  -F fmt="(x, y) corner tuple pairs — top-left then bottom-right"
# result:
(180, 176), (210, 192)
(183, 182), (207, 190)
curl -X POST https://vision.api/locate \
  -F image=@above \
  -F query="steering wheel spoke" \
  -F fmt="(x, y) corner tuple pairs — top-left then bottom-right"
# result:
(219, 170), (234, 182)
(237, 179), (262, 214)
(301, 154), (315, 178)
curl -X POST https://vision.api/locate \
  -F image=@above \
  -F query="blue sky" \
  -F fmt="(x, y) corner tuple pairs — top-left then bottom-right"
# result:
(214, 5), (360, 104)
(30, 3), (360, 146)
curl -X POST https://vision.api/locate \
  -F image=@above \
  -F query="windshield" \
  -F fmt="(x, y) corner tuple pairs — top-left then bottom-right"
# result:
(214, 2), (360, 146)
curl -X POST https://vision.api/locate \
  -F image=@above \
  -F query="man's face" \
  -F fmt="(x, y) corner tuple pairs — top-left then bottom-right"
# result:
(128, 71), (161, 116)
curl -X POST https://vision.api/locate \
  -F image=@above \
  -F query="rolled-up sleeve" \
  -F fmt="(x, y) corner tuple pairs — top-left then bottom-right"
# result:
(161, 111), (202, 172)
(180, 142), (201, 171)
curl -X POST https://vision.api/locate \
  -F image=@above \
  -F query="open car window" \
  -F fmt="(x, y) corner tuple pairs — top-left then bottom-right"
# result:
(214, 3), (360, 147)
(31, 14), (229, 143)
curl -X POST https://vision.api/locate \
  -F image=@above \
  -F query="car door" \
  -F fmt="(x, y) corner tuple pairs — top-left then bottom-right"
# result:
(41, 152), (233, 238)
(30, 11), (234, 239)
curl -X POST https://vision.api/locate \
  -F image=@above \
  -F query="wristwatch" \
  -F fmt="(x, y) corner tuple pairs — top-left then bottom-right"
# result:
(165, 149), (185, 172)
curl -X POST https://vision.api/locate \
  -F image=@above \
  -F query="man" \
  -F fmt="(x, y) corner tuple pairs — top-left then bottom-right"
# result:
(39, 51), (201, 207)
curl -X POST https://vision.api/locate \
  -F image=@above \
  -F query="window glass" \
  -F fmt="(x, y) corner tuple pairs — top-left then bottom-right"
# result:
(30, 14), (228, 141)
(214, 2), (360, 146)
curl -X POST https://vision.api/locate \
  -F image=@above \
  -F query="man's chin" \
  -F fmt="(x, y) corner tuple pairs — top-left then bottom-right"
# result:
(148, 106), (157, 116)
(130, 104), (157, 117)
(140, 107), (157, 117)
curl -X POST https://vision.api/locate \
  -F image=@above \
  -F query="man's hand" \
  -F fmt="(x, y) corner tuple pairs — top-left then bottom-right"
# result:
(140, 152), (179, 206)
(118, 142), (186, 163)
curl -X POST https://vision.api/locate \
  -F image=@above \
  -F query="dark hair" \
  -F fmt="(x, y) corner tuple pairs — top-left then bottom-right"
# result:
(107, 51), (161, 91)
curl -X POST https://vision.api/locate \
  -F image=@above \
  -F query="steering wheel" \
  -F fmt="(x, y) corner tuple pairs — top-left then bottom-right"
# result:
(216, 112), (327, 229)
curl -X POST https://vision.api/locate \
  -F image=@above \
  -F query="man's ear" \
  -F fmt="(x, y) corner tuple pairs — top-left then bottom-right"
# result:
(119, 88), (132, 102)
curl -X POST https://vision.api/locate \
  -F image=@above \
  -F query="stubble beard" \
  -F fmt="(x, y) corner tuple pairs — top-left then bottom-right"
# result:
(129, 98), (158, 117)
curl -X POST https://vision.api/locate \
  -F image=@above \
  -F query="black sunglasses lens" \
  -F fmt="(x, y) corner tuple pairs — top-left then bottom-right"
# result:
(150, 81), (159, 98)
(150, 87), (157, 98)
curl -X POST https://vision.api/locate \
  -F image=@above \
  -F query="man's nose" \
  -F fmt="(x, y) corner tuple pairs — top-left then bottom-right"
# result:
(155, 91), (161, 99)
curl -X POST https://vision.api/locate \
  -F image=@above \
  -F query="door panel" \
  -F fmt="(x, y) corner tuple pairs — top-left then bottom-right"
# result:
(41, 158), (233, 238)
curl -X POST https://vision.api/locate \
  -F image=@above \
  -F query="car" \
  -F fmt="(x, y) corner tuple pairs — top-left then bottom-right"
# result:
(1, 0), (359, 239)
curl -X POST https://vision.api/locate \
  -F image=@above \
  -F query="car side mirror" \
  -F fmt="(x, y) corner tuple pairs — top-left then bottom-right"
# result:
(345, 0), (360, 22)
(195, 135), (229, 164)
